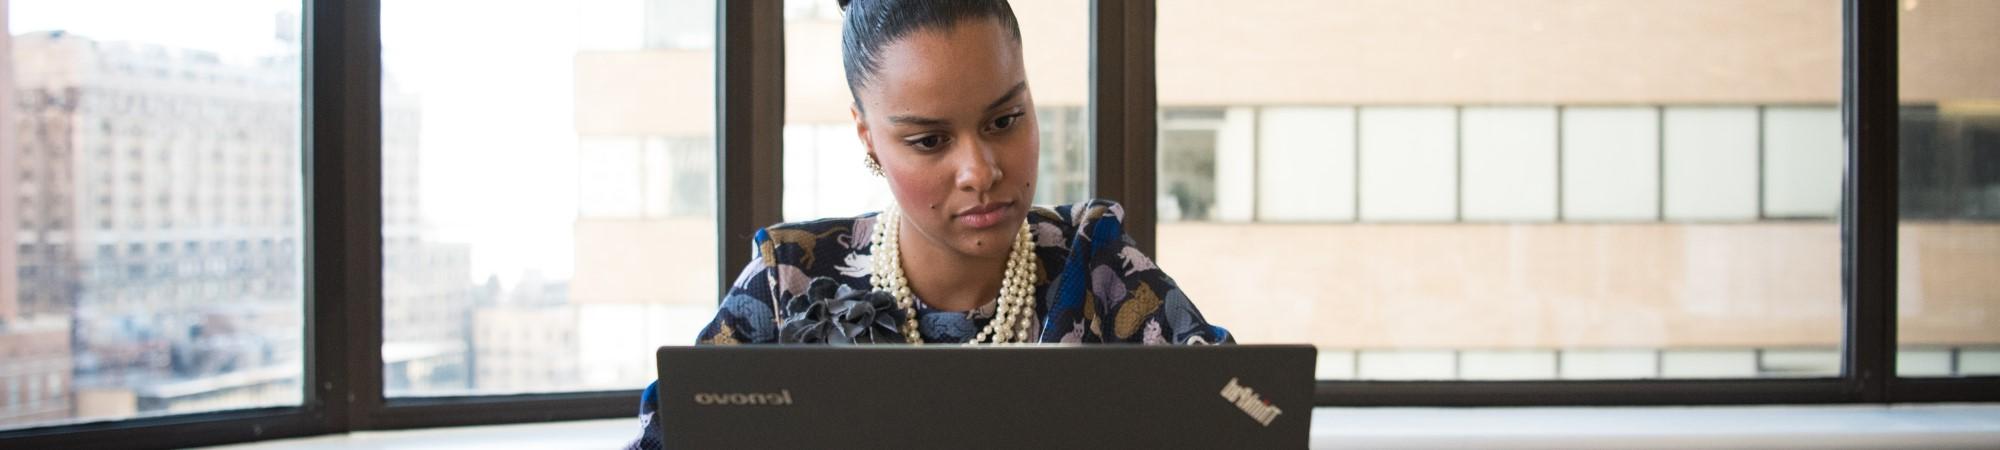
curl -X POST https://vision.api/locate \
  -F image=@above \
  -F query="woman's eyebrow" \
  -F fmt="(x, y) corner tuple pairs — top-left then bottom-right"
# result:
(885, 81), (1028, 127)
(887, 115), (950, 127)
(986, 81), (1028, 111)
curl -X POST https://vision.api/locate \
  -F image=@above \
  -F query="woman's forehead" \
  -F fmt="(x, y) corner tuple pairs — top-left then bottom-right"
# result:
(860, 19), (1027, 121)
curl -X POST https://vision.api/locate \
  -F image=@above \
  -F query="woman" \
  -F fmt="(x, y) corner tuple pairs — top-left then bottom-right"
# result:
(627, 0), (1230, 447)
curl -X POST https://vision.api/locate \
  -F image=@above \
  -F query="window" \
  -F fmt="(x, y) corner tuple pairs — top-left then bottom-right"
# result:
(1661, 107), (1758, 221)
(1764, 107), (1845, 219)
(1156, 0), (1845, 380)
(1258, 107), (1359, 222)
(1462, 107), (1557, 222)
(1360, 107), (1457, 222)
(1563, 107), (1660, 221)
(780, 0), (1090, 221)
(3, 0), (305, 431)
(379, 0), (719, 396)
(0, 0), (1991, 447)
(1895, 0), (2000, 377)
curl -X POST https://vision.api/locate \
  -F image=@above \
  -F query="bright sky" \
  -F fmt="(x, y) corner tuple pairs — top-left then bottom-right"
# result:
(9, 0), (299, 63)
(9, 0), (663, 287)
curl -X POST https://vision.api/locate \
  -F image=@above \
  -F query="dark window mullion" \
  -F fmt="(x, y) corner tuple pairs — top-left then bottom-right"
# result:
(307, 0), (385, 430)
(1841, 0), (1897, 403)
(716, 0), (786, 301)
(1872, 0), (1998, 401)
(370, 391), (636, 430)
(0, 409), (327, 448)
(1889, 377), (2000, 402)
(1089, 0), (1158, 256)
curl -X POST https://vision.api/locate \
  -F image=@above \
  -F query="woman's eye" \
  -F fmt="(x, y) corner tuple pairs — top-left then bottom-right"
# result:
(991, 114), (1020, 131)
(906, 134), (946, 151)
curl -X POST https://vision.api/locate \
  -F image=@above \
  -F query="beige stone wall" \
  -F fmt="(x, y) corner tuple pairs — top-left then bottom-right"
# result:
(756, 0), (1090, 124)
(569, 218), (717, 305)
(579, 0), (2000, 132)
(573, 50), (714, 137)
(758, 0), (2000, 118)
(1157, 0), (1996, 105)
(563, 1), (2000, 350)
(1898, 223), (2000, 345)
(1899, 0), (2000, 102)
(575, 0), (1092, 128)
(1159, 222), (2000, 349)
(1157, 0), (1846, 105)
(785, 19), (850, 123)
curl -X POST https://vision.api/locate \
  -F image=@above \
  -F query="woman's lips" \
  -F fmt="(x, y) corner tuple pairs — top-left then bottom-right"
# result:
(955, 201), (1014, 229)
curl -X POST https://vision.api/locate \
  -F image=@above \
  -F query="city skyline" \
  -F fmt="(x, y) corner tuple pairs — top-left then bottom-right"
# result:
(10, 0), (583, 289)
(5, 22), (306, 426)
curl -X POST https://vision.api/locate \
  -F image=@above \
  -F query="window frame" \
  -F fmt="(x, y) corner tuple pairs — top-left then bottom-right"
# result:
(1107, 0), (1996, 407)
(0, 0), (1992, 447)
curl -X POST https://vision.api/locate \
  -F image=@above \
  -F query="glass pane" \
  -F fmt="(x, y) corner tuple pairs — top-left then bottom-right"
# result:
(1895, 0), (2000, 377)
(781, 0), (1089, 221)
(381, 0), (717, 396)
(3, 0), (304, 430)
(1157, 0), (1845, 380)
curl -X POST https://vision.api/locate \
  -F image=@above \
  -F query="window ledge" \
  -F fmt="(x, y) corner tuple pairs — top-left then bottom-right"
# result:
(201, 404), (2000, 449)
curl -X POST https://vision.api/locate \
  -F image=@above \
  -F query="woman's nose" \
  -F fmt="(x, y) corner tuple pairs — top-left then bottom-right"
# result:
(955, 141), (1003, 193)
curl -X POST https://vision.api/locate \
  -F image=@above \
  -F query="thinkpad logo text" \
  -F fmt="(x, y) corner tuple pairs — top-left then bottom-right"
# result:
(1219, 377), (1281, 426)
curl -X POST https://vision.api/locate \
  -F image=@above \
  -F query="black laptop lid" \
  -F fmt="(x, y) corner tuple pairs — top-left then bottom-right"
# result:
(656, 345), (1315, 449)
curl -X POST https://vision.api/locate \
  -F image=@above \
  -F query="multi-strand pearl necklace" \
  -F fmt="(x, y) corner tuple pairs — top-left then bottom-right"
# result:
(869, 204), (1039, 344)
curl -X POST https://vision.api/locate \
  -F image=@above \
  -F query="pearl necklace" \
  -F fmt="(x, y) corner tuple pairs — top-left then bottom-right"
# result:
(869, 204), (1039, 344)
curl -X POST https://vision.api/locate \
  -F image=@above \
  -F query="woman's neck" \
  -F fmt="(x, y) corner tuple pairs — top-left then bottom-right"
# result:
(894, 215), (1008, 313)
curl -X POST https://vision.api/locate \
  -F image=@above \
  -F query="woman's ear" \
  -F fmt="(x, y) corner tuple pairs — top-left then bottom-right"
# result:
(851, 104), (872, 153)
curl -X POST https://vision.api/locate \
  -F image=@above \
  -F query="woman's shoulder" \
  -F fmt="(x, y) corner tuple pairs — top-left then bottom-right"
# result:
(755, 213), (878, 274)
(1030, 199), (1131, 252)
(758, 213), (874, 244)
(1032, 198), (1127, 231)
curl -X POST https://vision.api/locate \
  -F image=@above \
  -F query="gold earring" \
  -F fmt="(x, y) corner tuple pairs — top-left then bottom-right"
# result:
(865, 154), (884, 177)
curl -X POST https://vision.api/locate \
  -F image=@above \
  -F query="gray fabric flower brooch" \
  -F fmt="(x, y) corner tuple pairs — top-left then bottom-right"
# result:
(778, 277), (907, 344)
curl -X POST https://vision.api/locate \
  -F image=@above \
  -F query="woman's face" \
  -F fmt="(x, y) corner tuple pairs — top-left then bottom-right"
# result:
(853, 18), (1039, 260)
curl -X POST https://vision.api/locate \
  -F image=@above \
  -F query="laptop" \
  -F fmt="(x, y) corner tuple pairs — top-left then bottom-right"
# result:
(655, 344), (1316, 448)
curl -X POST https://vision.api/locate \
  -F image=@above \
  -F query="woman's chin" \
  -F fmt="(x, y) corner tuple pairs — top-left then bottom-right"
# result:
(953, 228), (1021, 259)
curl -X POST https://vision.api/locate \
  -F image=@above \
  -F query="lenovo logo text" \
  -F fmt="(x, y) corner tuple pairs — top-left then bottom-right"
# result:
(692, 390), (794, 406)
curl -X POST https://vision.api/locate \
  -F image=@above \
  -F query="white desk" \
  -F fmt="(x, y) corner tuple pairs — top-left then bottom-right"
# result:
(1310, 404), (2000, 449)
(206, 404), (2000, 449)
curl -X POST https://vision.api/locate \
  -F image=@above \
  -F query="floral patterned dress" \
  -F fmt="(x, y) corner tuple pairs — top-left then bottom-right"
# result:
(625, 200), (1232, 449)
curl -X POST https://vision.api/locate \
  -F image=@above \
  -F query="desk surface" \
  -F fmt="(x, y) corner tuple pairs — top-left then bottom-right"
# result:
(206, 404), (2000, 449)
